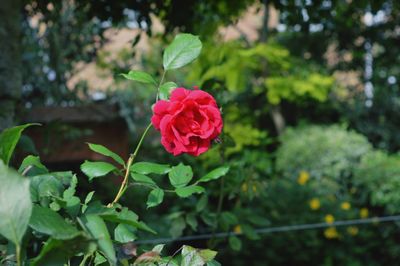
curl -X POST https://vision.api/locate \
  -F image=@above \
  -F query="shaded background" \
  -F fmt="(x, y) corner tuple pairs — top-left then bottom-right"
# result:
(1, 0), (400, 265)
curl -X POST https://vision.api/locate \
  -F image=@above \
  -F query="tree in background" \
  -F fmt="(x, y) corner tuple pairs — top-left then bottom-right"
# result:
(0, 0), (22, 130)
(0, 0), (253, 129)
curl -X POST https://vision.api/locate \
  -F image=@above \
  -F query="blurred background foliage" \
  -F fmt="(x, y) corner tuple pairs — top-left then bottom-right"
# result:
(1, 0), (400, 264)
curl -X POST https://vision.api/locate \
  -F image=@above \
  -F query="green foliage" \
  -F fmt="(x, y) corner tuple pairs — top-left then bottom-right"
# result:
(159, 81), (178, 100)
(169, 163), (193, 188)
(131, 162), (171, 175)
(81, 161), (117, 181)
(228, 236), (242, 251)
(181, 245), (217, 266)
(175, 185), (205, 198)
(114, 224), (136, 243)
(30, 235), (94, 266)
(29, 205), (80, 240)
(120, 70), (158, 86)
(163, 34), (202, 70)
(0, 161), (32, 246)
(18, 155), (48, 175)
(0, 31), (223, 266)
(0, 123), (38, 165)
(80, 214), (117, 265)
(147, 188), (164, 208)
(188, 41), (333, 104)
(87, 143), (125, 166)
(266, 72), (333, 104)
(354, 151), (400, 213)
(197, 166), (230, 183)
(276, 125), (372, 181)
(131, 172), (157, 185)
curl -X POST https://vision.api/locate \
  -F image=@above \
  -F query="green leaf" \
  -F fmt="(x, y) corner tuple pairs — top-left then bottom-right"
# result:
(114, 224), (136, 243)
(0, 161), (32, 245)
(131, 162), (171, 175)
(85, 202), (156, 234)
(220, 212), (238, 226)
(30, 235), (95, 266)
(199, 249), (217, 262)
(18, 155), (48, 175)
(241, 224), (260, 240)
(79, 214), (117, 266)
(168, 163), (193, 188)
(82, 191), (95, 213)
(163, 33), (202, 70)
(63, 174), (78, 199)
(198, 166), (230, 183)
(81, 161), (116, 181)
(207, 260), (222, 266)
(30, 174), (64, 202)
(229, 236), (242, 251)
(196, 195), (208, 212)
(29, 205), (80, 240)
(175, 185), (205, 198)
(63, 175), (81, 217)
(94, 252), (107, 265)
(85, 191), (95, 205)
(181, 245), (215, 266)
(87, 143), (125, 166)
(220, 211), (238, 231)
(0, 123), (39, 165)
(121, 70), (157, 85)
(186, 213), (198, 231)
(147, 188), (164, 208)
(169, 217), (186, 238)
(65, 196), (81, 218)
(131, 172), (156, 185)
(159, 82), (178, 100)
(152, 244), (165, 254)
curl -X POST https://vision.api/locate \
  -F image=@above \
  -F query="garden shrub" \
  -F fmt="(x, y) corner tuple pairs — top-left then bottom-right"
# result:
(354, 151), (400, 213)
(0, 33), (224, 266)
(276, 125), (372, 181)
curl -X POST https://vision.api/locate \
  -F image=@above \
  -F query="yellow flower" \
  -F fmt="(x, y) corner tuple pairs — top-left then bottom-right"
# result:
(341, 202), (351, 211)
(241, 183), (248, 192)
(325, 214), (335, 224)
(324, 227), (339, 239)
(347, 226), (359, 236)
(360, 208), (369, 218)
(297, 171), (310, 185)
(252, 184), (257, 192)
(309, 198), (321, 210)
(233, 225), (242, 234)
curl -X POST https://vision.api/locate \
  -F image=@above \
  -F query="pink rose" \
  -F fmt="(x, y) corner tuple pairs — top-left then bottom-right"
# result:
(151, 87), (223, 156)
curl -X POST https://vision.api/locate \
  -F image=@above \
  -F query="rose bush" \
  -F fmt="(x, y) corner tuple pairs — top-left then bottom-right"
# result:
(0, 34), (225, 266)
(151, 87), (223, 156)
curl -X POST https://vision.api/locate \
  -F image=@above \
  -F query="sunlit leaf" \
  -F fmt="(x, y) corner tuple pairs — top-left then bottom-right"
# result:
(163, 34), (202, 70)
(0, 123), (39, 165)
(121, 70), (157, 85)
(0, 161), (32, 246)
(81, 161), (116, 181)
(87, 143), (125, 166)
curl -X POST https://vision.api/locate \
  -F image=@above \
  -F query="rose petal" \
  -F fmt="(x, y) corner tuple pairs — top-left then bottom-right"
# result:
(170, 88), (190, 102)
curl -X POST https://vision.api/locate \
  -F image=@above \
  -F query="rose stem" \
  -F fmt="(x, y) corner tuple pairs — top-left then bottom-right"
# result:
(108, 122), (152, 207)
(108, 70), (166, 207)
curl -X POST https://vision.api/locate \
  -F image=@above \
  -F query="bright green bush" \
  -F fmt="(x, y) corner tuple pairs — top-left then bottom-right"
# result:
(354, 151), (400, 213)
(276, 125), (372, 181)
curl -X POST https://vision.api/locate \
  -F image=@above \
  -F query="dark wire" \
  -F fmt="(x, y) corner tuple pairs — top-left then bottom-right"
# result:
(135, 215), (400, 245)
